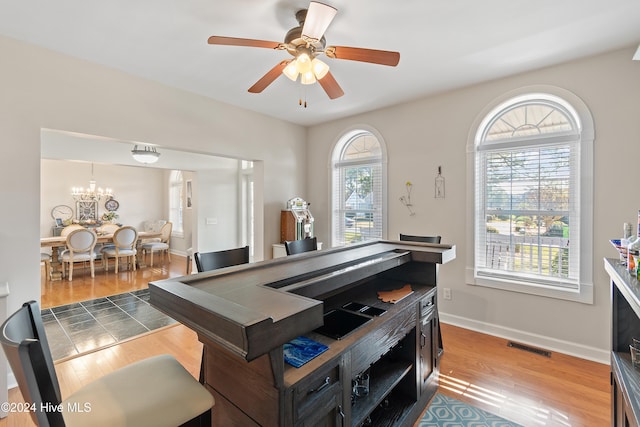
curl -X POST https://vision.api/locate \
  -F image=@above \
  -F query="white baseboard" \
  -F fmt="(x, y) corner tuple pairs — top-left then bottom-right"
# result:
(169, 249), (187, 257)
(440, 312), (610, 365)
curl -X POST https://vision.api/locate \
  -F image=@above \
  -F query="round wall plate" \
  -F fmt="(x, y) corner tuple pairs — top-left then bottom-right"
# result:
(105, 199), (120, 212)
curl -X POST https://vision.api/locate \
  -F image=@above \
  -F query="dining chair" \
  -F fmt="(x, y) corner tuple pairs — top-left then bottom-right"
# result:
(98, 223), (120, 235)
(186, 247), (194, 275)
(193, 246), (250, 385)
(194, 246), (249, 273)
(102, 226), (138, 273)
(1, 300), (214, 427)
(141, 222), (173, 267)
(40, 252), (52, 281)
(284, 237), (318, 255)
(60, 229), (98, 281)
(95, 223), (120, 262)
(60, 224), (84, 237)
(399, 233), (442, 244)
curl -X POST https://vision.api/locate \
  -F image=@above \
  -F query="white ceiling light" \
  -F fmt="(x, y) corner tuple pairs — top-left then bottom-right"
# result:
(131, 145), (161, 164)
(282, 55), (330, 84)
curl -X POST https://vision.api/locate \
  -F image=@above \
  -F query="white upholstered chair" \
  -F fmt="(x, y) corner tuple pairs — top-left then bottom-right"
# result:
(140, 219), (167, 243)
(97, 223), (119, 235)
(95, 223), (119, 259)
(60, 229), (98, 281)
(102, 226), (138, 273)
(141, 222), (172, 267)
(60, 224), (84, 237)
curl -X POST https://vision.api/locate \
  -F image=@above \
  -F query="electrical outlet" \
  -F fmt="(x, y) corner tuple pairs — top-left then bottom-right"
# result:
(443, 288), (452, 301)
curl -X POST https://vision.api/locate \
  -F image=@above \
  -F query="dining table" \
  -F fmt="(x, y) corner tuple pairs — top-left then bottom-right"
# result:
(40, 230), (162, 281)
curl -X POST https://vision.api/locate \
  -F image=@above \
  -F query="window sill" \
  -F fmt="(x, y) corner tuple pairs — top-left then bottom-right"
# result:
(465, 267), (593, 304)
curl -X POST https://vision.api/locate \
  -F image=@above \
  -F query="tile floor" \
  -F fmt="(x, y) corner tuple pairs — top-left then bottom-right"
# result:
(42, 289), (177, 360)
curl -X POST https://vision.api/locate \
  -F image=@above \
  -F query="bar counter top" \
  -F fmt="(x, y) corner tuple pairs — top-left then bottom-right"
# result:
(149, 240), (456, 361)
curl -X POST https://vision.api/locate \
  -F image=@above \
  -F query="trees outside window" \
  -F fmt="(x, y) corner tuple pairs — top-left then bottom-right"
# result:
(331, 130), (386, 247)
(471, 90), (593, 302)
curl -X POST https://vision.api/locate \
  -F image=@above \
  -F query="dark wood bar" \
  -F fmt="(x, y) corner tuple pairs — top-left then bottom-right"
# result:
(150, 240), (456, 427)
(606, 258), (640, 427)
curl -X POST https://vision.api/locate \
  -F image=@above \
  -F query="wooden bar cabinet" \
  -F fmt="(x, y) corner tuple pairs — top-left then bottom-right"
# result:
(606, 258), (640, 426)
(150, 240), (455, 426)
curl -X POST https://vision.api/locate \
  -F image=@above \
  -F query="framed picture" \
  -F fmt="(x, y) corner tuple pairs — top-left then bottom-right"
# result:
(76, 201), (98, 221)
(186, 180), (193, 209)
(55, 218), (63, 227)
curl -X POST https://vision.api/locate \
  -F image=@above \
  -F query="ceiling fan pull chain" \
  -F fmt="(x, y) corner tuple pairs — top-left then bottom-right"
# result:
(298, 86), (308, 108)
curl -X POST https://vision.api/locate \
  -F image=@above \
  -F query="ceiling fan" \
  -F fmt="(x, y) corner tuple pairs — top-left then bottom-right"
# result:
(207, 1), (400, 101)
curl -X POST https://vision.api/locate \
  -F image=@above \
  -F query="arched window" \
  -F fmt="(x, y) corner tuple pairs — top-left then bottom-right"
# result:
(169, 170), (183, 236)
(331, 129), (386, 247)
(470, 90), (593, 302)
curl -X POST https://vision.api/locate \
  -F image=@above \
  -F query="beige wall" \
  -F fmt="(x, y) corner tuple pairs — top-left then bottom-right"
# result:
(40, 159), (166, 238)
(3, 30), (639, 363)
(0, 35), (306, 314)
(307, 46), (640, 362)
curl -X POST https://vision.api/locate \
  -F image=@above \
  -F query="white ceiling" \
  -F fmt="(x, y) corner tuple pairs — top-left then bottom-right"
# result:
(1, 0), (639, 126)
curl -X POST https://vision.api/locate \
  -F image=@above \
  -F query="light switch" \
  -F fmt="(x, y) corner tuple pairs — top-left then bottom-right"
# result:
(206, 218), (218, 225)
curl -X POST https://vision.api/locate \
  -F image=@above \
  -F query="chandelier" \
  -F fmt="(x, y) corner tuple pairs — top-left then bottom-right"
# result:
(71, 163), (113, 201)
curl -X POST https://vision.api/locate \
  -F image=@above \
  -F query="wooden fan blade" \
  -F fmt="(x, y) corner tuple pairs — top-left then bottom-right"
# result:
(325, 46), (400, 67)
(208, 36), (281, 49)
(318, 71), (344, 99)
(248, 61), (290, 93)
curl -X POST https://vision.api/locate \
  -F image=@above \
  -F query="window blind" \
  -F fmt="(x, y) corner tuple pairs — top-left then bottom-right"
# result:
(474, 96), (583, 290)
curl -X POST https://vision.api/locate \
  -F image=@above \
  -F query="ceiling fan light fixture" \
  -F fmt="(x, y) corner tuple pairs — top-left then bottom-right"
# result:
(302, 1), (337, 42)
(131, 145), (161, 164)
(301, 71), (317, 85)
(296, 53), (313, 74)
(311, 58), (330, 80)
(283, 61), (299, 81)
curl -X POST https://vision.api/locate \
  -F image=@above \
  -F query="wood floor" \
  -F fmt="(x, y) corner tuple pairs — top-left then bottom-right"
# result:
(2, 258), (610, 426)
(40, 252), (189, 309)
(437, 324), (610, 426)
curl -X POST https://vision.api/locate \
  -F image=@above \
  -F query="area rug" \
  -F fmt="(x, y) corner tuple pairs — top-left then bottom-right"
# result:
(418, 394), (522, 427)
(42, 289), (176, 361)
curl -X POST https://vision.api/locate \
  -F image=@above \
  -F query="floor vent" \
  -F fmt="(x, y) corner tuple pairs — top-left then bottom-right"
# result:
(507, 341), (551, 357)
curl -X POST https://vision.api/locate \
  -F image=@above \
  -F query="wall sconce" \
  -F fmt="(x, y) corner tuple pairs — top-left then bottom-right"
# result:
(399, 181), (415, 216)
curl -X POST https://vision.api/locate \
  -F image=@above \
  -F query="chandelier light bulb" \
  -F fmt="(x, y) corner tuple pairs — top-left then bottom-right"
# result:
(71, 163), (114, 202)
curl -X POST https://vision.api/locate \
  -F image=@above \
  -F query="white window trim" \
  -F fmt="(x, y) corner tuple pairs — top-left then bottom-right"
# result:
(465, 86), (594, 304)
(329, 125), (388, 247)
(169, 170), (185, 238)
